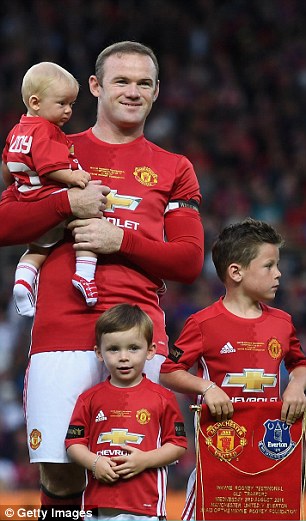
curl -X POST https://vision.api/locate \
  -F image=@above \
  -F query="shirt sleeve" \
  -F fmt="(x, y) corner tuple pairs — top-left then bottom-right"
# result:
(65, 396), (90, 450)
(284, 321), (306, 373)
(160, 391), (187, 449)
(32, 137), (72, 177)
(160, 315), (203, 373)
(0, 184), (71, 245)
(120, 207), (204, 283)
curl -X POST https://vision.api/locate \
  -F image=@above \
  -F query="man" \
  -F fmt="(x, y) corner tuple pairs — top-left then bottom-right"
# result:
(0, 41), (204, 517)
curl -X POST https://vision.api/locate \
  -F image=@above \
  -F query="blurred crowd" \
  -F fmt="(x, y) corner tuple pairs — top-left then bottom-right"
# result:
(1, 0), (306, 492)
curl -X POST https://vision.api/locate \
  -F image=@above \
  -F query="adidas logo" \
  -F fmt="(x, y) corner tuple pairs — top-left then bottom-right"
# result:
(220, 342), (236, 354)
(95, 410), (107, 422)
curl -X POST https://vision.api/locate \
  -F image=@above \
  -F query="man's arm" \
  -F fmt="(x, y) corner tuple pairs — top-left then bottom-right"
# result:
(0, 182), (109, 246)
(69, 208), (204, 283)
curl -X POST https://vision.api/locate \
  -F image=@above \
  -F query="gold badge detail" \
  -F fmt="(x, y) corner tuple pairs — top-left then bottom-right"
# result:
(136, 408), (151, 425)
(205, 420), (247, 461)
(133, 167), (158, 186)
(267, 337), (282, 359)
(29, 429), (42, 450)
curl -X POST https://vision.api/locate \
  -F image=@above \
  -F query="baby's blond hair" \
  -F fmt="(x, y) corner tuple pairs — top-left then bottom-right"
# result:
(21, 62), (79, 108)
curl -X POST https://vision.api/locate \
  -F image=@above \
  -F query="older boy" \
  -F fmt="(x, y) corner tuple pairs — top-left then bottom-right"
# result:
(160, 217), (306, 520)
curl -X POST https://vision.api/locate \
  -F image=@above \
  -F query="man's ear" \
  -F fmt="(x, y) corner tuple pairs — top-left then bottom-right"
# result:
(89, 75), (101, 98)
(94, 344), (103, 362)
(227, 263), (243, 283)
(153, 80), (160, 102)
(147, 342), (157, 361)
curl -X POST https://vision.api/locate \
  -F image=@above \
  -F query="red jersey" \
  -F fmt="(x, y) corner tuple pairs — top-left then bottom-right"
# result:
(160, 297), (306, 402)
(28, 129), (203, 356)
(2, 115), (80, 200)
(65, 375), (187, 517)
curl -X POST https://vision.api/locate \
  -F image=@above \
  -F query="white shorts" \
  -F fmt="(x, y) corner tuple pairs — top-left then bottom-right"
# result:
(24, 351), (165, 463)
(24, 351), (103, 463)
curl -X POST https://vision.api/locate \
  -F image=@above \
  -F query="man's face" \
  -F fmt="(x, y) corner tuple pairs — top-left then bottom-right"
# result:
(93, 53), (159, 133)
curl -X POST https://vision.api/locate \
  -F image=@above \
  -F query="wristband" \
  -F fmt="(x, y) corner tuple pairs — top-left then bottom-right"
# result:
(92, 455), (101, 479)
(202, 382), (216, 396)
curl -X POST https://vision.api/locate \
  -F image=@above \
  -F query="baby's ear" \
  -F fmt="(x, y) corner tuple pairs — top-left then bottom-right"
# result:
(94, 344), (103, 361)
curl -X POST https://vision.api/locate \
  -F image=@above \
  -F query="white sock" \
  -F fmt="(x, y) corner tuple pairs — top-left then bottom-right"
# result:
(13, 263), (38, 317)
(75, 257), (97, 281)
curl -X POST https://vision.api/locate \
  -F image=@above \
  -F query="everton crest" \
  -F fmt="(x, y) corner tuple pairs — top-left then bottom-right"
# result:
(258, 419), (295, 460)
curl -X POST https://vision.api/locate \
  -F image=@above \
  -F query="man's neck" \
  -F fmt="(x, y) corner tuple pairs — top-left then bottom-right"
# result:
(92, 122), (143, 144)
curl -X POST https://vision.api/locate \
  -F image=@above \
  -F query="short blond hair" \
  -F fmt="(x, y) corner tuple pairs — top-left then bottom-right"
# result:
(21, 62), (79, 108)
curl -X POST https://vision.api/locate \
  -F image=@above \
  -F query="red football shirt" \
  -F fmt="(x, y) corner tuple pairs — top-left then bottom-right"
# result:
(65, 376), (187, 517)
(160, 297), (306, 402)
(29, 129), (202, 356)
(2, 115), (80, 199)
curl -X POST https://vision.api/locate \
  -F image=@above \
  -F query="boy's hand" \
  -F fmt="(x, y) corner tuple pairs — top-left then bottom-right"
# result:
(94, 456), (119, 483)
(71, 170), (91, 189)
(110, 446), (147, 479)
(204, 385), (234, 421)
(281, 382), (306, 425)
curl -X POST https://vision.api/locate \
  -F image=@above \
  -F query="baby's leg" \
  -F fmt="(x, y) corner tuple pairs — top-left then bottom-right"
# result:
(13, 245), (50, 317)
(72, 251), (98, 306)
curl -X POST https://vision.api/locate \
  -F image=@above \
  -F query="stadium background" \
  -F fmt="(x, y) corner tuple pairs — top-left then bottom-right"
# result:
(1, 0), (306, 517)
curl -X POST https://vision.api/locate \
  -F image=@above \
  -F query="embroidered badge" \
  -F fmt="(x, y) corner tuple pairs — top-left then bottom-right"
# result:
(29, 428), (42, 450)
(258, 419), (295, 459)
(205, 420), (247, 461)
(66, 425), (85, 439)
(136, 409), (151, 425)
(267, 337), (282, 359)
(133, 167), (158, 186)
(168, 345), (184, 363)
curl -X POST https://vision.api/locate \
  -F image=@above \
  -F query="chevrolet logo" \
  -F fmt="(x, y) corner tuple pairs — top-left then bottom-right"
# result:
(105, 190), (142, 213)
(97, 428), (145, 445)
(222, 369), (277, 392)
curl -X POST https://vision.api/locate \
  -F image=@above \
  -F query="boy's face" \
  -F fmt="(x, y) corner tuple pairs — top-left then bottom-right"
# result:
(95, 326), (156, 387)
(240, 243), (281, 301)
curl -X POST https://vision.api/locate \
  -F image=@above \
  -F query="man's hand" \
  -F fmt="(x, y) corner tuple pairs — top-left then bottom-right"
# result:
(68, 217), (124, 254)
(68, 181), (110, 218)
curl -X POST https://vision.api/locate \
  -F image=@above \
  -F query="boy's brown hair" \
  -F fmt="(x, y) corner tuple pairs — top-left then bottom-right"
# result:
(95, 303), (153, 346)
(212, 217), (284, 282)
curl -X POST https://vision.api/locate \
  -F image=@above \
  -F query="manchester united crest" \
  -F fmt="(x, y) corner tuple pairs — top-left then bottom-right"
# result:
(133, 167), (158, 186)
(267, 337), (282, 359)
(205, 420), (247, 461)
(136, 408), (151, 425)
(29, 428), (42, 450)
